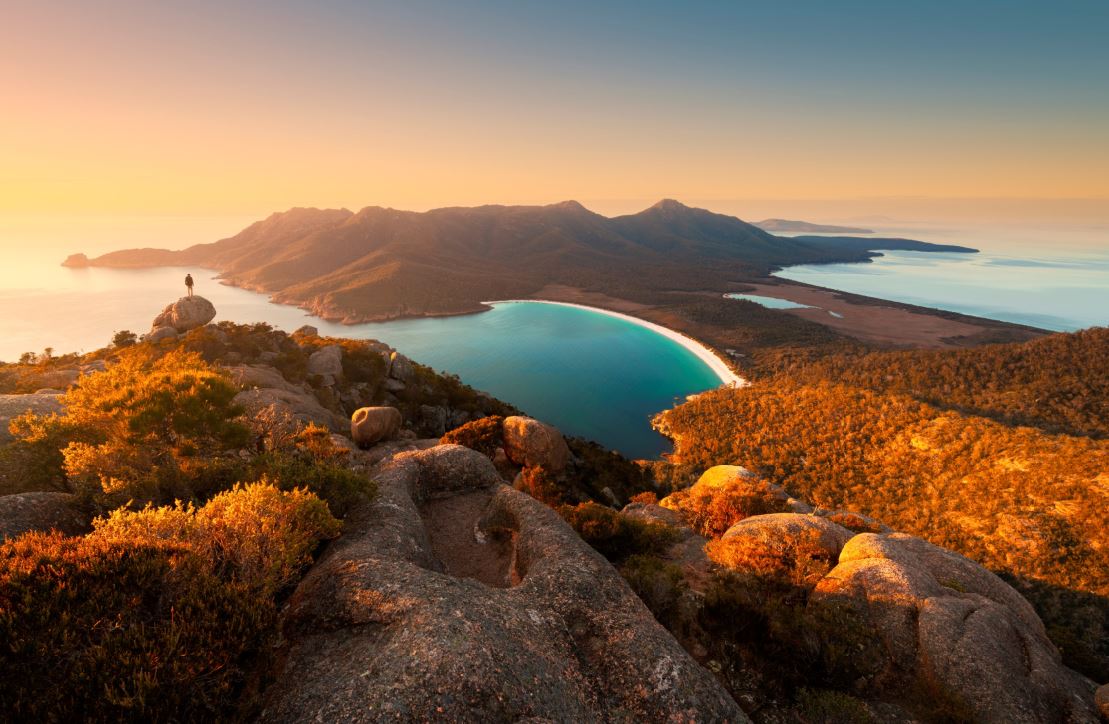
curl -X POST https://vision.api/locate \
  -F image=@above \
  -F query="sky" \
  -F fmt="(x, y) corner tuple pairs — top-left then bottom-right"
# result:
(2, 0), (1107, 230)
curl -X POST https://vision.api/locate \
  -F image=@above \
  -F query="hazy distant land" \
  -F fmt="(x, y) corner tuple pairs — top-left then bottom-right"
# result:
(754, 218), (874, 234)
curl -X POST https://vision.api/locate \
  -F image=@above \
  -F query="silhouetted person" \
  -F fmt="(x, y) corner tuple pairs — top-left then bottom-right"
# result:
(185, 273), (194, 297)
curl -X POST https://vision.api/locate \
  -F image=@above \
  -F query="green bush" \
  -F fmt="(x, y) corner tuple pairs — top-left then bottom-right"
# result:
(0, 483), (339, 722)
(251, 424), (375, 517)
(112, 330), (137, 348)
(558, 501), (678, 562)
(10, 347), (250, 508)
(620, 554), (686, 628)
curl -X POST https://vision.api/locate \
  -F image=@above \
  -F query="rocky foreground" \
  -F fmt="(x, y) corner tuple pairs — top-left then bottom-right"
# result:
(0, 296), (1105, 722)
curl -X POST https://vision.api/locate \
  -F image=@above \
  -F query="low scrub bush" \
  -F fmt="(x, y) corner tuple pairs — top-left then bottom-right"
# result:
(514, 465), (563, 507)
(0, 483), (339, 722)
(440, 415), (504, 458)
(251, 424), (374, 517)
(620, 554), (686, 628)
(11, 347), (250, 507)
(665, 477), (791, 538)
(559, 501), (678, 562)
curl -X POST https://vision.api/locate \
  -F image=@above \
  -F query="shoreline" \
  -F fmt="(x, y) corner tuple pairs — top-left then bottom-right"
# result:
(485, 299), (746, 388)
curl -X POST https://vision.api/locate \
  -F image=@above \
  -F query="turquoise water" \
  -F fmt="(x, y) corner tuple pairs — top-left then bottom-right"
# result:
(0, 262), (722, 457)
(774, 232), (1109, 332)
(724, 293), (813, 309)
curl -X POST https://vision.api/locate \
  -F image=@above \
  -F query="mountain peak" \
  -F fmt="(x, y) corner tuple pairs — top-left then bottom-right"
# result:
(548, 200), (590, 213)
(648, 198), (691, 212)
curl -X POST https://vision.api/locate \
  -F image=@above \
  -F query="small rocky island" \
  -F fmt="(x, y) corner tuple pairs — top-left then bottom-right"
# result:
(61, 253), (89, 268)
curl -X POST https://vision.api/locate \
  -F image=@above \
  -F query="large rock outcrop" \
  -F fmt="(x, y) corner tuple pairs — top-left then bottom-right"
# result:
(150, 296), (216, 333)
(233, 388), (347, 433)
(721, 512), (855, 560)
(259, 444), (745, 722)
(0, 492), (87, 541)
(809, 532), (1098, 723)
(307, 345), (343, 378)
(0, 392), (64, 444)
(502, 415), (571, 472)
(351, 406), (402, 448)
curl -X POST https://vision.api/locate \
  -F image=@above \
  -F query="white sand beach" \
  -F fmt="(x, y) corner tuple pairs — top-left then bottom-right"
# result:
(488, 299), (746, 388)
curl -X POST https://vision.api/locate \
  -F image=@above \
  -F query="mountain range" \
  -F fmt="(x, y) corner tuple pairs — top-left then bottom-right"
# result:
(69, 200), (975, 323)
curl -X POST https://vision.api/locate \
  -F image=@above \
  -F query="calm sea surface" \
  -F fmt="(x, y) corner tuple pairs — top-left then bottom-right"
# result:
(774, 224), (1109, 332)
(0, 253), (721, 458)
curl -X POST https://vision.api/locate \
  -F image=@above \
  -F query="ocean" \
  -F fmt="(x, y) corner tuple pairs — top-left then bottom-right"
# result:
(773, 222), (1109, 332)
(0, 251), (721, 458)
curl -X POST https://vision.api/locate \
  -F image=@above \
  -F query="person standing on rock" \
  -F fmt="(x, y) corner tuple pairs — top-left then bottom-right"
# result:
(185, 273), (194, 297)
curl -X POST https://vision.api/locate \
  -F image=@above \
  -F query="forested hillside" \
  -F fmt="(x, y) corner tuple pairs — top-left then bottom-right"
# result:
(770, 326), (1109, 438)
(655, 327), (1109, 680)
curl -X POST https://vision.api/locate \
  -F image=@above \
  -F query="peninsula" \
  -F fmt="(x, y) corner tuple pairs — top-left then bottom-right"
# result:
(66, 200), (1026, 368)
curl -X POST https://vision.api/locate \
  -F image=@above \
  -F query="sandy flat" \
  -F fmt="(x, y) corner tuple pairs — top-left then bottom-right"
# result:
(739, 282), (1002, 348)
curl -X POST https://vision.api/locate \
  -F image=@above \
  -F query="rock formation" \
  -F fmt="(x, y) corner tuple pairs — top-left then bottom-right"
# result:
(351, 406), (402, 448)
(259, 444), (745, 722)
(387, 351), (414, 382)
(150, 296), (216, 334)
(307, 345), (342, 378)
(61, 253), (89, 268)
(808, 532), (1098, 722)
(233, 386), (347, 433)
(502, 415), (571, 472)
(0, 392), (64, 444)
(0, 492), (87, 541)
(722, 512), (855, 559)
(144, 326), (179, 343)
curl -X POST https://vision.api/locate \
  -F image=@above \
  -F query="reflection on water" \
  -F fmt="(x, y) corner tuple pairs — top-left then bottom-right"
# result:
(724, 293), (813, 309)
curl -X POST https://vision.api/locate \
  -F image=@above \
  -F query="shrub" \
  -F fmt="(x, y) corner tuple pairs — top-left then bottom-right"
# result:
(621, 554), (686, 628)
(112, 330), (137, 348)
(665, 477), (791, 538)
(251, 425), (374, 516)
(440, 415), (504, 458)
(0, 483), (339, 722)
(565, 436), (652, 503)
(514, 465), (563, 507)
(340, 344), (387, 385)
(93, 481), (341, 593)
(558, 501), (678, 562)
(822, 511), (885, 534)
(704, 529), (835, 587)
(11, 348), (250, 507)
(630, 491), (658, 505)
(3, 413), (95, 493)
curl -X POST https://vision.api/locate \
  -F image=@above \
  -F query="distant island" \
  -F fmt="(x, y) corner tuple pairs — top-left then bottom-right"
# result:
(65, 199), (975, 326)
(754, 218), (874, 234)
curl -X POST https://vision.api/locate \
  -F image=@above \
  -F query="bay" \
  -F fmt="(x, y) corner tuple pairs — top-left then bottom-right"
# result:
(0, 260), (723, 458)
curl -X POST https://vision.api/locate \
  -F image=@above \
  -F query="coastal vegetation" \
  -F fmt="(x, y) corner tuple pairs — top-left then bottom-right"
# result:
(0, 483), (340, 721)
(655, 327), (1109, 680)
(0, 322), (526, 719)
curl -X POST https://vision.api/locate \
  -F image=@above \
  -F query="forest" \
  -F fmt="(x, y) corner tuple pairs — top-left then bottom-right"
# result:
(655, 327), (1109, 680)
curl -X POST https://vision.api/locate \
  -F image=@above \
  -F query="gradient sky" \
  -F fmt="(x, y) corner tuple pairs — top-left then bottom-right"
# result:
(2, 0), (1107, 220)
